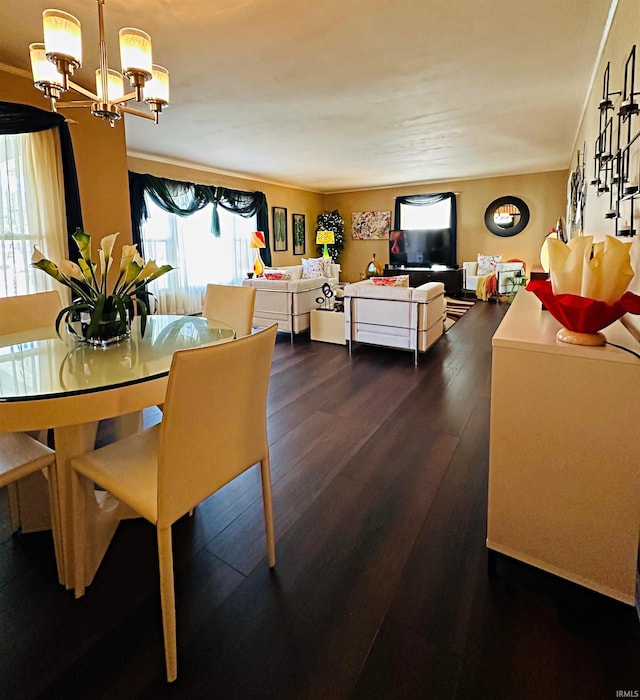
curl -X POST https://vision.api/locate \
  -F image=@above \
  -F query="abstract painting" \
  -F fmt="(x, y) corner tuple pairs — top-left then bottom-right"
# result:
(351, 211), (392, 239)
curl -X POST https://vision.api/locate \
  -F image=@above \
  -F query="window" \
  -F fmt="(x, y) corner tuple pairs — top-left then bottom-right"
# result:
(140, 196), (255, 315)
(0, 132), (67, 298)
(399, 197), (452, 229)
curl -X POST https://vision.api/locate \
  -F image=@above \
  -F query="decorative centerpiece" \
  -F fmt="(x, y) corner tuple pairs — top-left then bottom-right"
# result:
(32, 229), (173, 347)
(527, 235), (640, 346)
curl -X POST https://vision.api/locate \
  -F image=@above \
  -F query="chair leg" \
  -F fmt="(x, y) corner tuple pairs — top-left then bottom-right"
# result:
(45, 463), (64, 586)
(6, 482), (20, 532)
(71, 469), (87, 598)
(259, 456), (276, 568)
(157, 526), (177, 682)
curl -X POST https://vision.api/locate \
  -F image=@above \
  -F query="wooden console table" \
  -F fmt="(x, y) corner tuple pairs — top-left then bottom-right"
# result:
(489, 290), (640, 604)
(384, 265), (462, 295)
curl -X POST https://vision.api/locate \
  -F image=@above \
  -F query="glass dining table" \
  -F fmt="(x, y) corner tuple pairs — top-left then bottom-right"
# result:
(0, 315), (235, 589)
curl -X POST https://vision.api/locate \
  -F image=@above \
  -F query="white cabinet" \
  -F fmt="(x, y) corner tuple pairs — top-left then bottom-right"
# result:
(488, 290), (640, 604)
(310, 309), (346, 345)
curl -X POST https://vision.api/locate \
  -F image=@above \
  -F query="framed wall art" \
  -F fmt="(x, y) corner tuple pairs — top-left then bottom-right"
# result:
(292, 213), (306, 255)
(351, 210), (391, 239)
(272, 206), (288, 251)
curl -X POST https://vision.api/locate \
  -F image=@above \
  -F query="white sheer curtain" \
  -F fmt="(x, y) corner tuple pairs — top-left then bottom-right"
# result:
(141, 197), (255, 315)
(0, 131), (67, 301)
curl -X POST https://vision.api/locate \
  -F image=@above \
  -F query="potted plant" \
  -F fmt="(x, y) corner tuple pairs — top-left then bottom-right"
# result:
(32, 229), (173, 346)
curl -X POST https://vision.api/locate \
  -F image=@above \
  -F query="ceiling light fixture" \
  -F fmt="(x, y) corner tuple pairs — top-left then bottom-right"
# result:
(29, 0), (169, 126)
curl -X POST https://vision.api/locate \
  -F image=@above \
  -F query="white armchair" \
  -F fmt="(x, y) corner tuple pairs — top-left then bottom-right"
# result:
(343, 280), (445, 364)
(243, 263), (340, 341)
(462, 260), (525, 296)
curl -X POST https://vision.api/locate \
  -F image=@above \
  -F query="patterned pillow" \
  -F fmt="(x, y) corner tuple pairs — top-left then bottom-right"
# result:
(302, 257), (328, 278)
(477, 253), (502, 275)
(264, 270), (292, 280)
(371, 275), (410, 287)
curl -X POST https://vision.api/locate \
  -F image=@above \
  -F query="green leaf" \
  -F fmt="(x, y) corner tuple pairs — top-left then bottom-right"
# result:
(84, 294), (106, 339)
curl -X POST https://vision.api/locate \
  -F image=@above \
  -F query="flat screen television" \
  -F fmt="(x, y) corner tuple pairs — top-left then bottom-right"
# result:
(389, 228), (456, 268)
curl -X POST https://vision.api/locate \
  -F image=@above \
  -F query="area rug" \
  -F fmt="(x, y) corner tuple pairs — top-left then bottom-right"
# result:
(444, 297), (476, 331)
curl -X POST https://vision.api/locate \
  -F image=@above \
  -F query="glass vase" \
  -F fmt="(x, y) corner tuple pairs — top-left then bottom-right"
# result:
(79, 309), (131, 348)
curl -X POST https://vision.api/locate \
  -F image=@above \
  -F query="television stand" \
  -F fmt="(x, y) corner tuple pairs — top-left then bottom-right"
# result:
(384, 265), (462, 296)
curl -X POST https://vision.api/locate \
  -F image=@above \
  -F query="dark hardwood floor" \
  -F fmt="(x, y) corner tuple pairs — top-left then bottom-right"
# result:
(1, 301), (639, 699)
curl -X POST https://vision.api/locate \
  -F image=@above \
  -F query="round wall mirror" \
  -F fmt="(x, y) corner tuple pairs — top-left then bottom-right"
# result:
(484, 196), (530, 237)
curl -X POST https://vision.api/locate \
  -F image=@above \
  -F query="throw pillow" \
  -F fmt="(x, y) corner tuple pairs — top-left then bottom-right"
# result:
(477, 253), (502, 276)
(264, 270), (292, 280)
(371, 275), (410, 287)
(302, 257), (327, 278)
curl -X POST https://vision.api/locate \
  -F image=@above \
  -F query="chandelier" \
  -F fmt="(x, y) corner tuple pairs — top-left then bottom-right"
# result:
(29, 0), (169, 126)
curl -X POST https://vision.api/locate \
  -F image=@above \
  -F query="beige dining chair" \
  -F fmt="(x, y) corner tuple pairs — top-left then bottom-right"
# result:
(0, 433), (61, 563)
(0, 290), (61, 336)
(70, 323), (278, 682)
(0, 291), (62, 573)
(202, 283), (256, 337)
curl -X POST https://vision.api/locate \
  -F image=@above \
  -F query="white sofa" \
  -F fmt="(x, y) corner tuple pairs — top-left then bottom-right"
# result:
(462, 260), (525, 295)
(243, 263), (340, 341)
(343, 280), (445, 364)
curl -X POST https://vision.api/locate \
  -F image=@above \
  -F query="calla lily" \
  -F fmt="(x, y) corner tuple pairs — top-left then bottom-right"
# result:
(120, 244), (144, 272)
(72, 229), (92, 261)
(59, 259), (83, 280)
(100, 232), (119, 262)
(32, 246), (65, 282)
(99, 248), (107, 281)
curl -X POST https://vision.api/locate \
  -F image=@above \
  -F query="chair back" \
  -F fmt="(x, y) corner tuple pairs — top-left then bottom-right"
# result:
(0, 291), (61, 335)
(157, 323), (277, 526)
(202, 284), (256, 338)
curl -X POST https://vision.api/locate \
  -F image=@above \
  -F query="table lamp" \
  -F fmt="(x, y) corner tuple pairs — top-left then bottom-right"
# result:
(316, 230), (335, 259)
(251, 231), (266, 276)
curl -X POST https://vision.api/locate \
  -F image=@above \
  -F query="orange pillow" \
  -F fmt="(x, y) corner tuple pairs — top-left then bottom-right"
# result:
(371, 275), (409, 287)
(264, 270), (292, 280)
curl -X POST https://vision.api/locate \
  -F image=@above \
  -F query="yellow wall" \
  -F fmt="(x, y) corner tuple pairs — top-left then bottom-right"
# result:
(325, 170), (567, 282)
(1, 69), (132, 254)
(570, 0), (640, 240)
(127, 156), (325, 269)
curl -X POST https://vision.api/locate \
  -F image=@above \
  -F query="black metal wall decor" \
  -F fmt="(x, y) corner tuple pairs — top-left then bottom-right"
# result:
(569, 147), (586, 232)
(591, 46), (640, 237)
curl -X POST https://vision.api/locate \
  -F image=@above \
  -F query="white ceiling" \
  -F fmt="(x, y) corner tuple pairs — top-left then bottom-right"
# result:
(0, 0), (615, 192)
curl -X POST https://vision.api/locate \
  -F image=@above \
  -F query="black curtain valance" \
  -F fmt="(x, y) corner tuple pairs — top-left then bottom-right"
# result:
(0, 101), (84, 255)
(394, 192), (456, 230)
(128, 172), (271, 265)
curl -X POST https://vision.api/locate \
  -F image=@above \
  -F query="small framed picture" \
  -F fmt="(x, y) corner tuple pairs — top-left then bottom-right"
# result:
(292, 213), (306, 255)
(273, 206), (288, 251)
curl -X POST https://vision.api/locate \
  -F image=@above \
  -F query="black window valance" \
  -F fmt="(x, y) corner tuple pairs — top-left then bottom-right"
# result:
(0, 101), (84, 255)
(128, 172), (271, 266)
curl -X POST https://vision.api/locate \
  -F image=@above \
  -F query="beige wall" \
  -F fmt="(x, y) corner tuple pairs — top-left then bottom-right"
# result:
(570, 0), (640, 241)
(127, 156), (325, 269)
(1, 68), (132, 256)
(325, 170), (567, 282)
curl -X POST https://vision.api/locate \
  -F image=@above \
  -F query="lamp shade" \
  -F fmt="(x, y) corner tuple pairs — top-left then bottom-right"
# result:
(144, 64), (170, 105)
(250, 231), (266, 249)
(119, 28), (152, 77)
(30, 43), (64, 89)
(96, 68), (124, 103)
(316, 230), (335, 245)
(43, 9), (82, 66)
